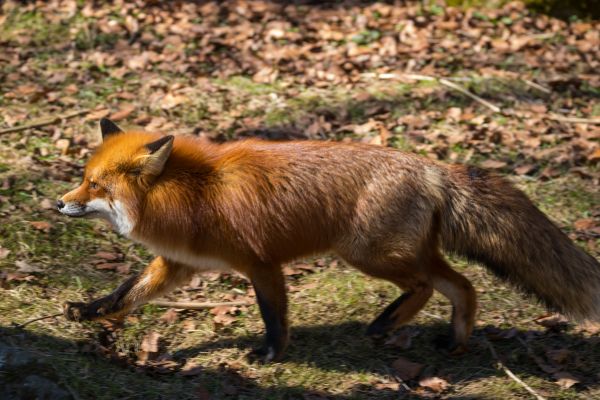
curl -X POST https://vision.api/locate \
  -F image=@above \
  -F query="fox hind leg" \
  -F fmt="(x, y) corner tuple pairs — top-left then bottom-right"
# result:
(367, 281), (433, 337)
(343, 253), (434, 338)
(431, 254), (477, 354)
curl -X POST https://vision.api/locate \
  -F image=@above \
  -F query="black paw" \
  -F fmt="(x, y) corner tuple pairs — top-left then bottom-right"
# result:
(247, 345), (281, 364)
(63, 301), (92, 322)
(433, 334), (467, 356)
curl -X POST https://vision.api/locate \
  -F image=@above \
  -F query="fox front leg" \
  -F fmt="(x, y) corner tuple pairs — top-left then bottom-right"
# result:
(247, 263), (289, 363)
(64, 256), (194, 322)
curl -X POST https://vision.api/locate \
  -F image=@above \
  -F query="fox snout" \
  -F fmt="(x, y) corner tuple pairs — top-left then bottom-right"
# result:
(57, 197), (89, 217)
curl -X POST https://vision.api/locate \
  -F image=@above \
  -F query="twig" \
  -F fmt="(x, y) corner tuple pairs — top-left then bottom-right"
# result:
(0, 108), (92, 135)
(13, 313), (63, 329)
(367, 73), (502, 113)
(438, 78), (502, 113)
(149, 300), (251, 310)
(544, 114), (600, 125)
(522, 79), (551, 94)
(484, 337), (547, 400)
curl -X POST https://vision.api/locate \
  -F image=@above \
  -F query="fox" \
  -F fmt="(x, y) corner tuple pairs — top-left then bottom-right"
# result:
(58, 118), (600, 362)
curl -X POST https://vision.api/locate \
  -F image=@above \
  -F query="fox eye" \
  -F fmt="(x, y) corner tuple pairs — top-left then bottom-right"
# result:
(89, 181), (99, 190)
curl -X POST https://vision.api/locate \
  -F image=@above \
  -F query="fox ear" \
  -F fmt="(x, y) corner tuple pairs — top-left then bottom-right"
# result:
(100, 118), (123, 140)
(143, 135), (174, 175)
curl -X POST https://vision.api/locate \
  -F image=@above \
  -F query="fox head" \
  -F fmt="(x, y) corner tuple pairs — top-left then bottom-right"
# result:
(57, 119), (174, 236)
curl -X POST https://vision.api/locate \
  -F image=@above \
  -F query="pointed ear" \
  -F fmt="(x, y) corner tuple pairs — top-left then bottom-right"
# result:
(100, 118), (123, 140)
(143, 135), (174, 176)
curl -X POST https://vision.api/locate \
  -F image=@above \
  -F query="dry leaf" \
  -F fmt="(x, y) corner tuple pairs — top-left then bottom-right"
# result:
(141, 331), (161, 353)
(180, 360), (204, 376)
(573, 218), (596, 231)
(110, 104), (136, 121)
(392, 357), (424, 381)
(480, 159), (507, 170)
(553, 372), (579, 389)
(15, 260), (43, 273)
(534, 313), (569, 330)
(159, 308), (179, 324)
(94, 251), (120, 261)
(419, 376), (449, 393)
(0, 247), (10, 259)
(30, 221), (52, 232)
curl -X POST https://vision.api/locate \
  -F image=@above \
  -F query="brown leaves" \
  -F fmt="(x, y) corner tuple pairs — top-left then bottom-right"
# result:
(392, 357), (424, 381)
(137, 331), (161, 364)
(418, 376), (449, 393)
(30, 221), (52, 232)
(210, 304), (238, 327)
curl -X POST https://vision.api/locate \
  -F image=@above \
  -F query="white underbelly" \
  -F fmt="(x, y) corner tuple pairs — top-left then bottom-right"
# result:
(147, 244), (233, 272)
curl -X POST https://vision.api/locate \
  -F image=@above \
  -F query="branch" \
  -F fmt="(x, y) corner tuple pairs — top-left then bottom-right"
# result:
(365, 73), (502, 113)
(484, 337), (547, 400)
(438, 78), (501, 113)
(0, 109), (92, 135)
(544, 114), (600, 125)
(13, 313), (63, 329)
(149, 300), (251, 310)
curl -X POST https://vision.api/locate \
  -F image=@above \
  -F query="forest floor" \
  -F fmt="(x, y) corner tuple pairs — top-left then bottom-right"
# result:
(0, 1), (599, 399)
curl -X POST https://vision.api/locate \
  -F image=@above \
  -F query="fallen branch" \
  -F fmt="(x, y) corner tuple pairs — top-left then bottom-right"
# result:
(149, 300), (251, 310)
(544, 114), (600, 125)
(13, 312), (63, 329)
(485, 337), (547, 400)
(0, 108), (91, 135)
(365, 73), (502, 113)
(438, 78), (502, 113)
(523, 79), (551, 94)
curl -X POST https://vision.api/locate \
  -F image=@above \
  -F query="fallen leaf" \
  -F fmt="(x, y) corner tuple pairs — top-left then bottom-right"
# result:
(40, 198), (55, 210)
(86, 108), (110, 121)
(534, 313), (569, 330)
(160, 93), (188, 109)
(0, 247), (10, 259)
(392, 357), (424, 381)
(573, 218), (596, 231)
(6, 272), (36, 282)
(110, 104), (136, 121)
(480, 159), (507, 170)
(159, 308), (179, 324)
(30, 221), (52, 232)
(15, 260), (43, 273)
(553, 372), (579, 389)
(115, 263), (131, 274)
(419, 376), (449, 393)
(55, 139), (70, 155)
(180, 360), (204, 376)
(141, 331), (161, 353)
(94, 251), (121, 261)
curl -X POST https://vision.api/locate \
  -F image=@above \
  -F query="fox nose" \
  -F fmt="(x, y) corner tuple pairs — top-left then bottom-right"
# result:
(56, 199), (65, 210)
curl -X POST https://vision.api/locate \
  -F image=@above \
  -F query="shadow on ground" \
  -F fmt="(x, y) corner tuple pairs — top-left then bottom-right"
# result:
(2, 317), (596, 399)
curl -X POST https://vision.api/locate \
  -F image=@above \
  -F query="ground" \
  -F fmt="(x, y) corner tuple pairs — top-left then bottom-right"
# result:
(0, 1), (599, 399)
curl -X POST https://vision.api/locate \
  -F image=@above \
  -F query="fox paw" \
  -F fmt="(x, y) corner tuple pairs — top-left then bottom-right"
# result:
(433, 334), (468, 356)
(63, 302), (91, 322)
(247, 346), (281, 364)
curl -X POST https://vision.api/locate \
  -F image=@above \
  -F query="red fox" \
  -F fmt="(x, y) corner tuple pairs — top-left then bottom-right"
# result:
(59, 118), (600, 362)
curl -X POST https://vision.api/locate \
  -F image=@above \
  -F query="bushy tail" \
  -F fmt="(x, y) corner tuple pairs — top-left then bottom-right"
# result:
(440, 165), (600, 321)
